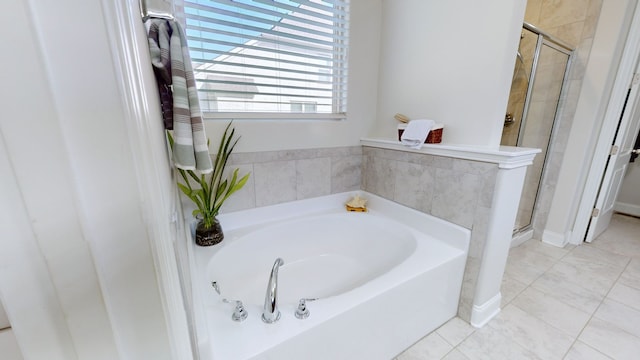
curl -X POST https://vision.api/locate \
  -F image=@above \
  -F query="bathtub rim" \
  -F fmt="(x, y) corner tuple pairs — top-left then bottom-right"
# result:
(185, 191), (471, 359)
(216, 191), (470, 252)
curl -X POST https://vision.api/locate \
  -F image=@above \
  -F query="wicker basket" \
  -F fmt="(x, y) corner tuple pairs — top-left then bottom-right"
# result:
(397, 124), (443, 144)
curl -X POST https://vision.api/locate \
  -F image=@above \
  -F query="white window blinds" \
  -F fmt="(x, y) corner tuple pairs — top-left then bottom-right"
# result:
(183, 0), (350, 119)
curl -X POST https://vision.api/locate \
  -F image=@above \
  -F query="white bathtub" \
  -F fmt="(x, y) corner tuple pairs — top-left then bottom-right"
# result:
(190, 192), (470, 360)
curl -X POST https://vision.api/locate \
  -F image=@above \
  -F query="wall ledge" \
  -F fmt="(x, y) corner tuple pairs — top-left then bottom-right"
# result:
(361, 138), (540, 169)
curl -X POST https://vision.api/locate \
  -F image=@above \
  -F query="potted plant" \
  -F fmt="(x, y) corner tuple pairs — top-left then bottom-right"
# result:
(168, 122), (250, 246)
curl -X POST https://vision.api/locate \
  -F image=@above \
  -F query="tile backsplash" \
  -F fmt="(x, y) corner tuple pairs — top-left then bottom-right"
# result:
(362, 147), (496, 229)
(219, 146), (362, 213)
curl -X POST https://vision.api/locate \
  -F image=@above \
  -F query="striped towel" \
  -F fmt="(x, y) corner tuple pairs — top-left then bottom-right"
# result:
(148, 19), (213, 173)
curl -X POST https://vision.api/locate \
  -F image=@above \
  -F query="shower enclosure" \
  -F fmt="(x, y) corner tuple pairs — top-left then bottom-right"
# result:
(501, 22), (573, 234)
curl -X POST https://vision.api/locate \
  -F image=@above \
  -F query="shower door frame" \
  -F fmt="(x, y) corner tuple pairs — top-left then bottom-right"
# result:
(512, 22), (574, 235)
(517, 25), (574, 149)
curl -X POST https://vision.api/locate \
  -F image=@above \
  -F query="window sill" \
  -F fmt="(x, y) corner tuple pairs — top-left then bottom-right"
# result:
(202, 112), (347, 121)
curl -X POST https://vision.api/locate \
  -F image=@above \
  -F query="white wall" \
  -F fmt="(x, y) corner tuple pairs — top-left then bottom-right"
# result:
(0, 299), (9, 330)
(1, 1), (116, 358)
(0, 0), (173, 358)
(203, 0), (383, 153)
(616, 159), (640, 216)
(0, 133), (78, 360)
(544, 0), (637, 245)
(373, 0), (527, 148)
(212, 0), (528, 152)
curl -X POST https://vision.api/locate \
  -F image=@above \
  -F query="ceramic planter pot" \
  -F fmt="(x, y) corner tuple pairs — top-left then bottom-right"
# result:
(195, 217), (224, 246)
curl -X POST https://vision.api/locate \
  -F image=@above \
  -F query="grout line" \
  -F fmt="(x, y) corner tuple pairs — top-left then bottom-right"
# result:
(560, 252), (632, 359)
(426, 216), (639, 359)
(445, 328), (477, 360)
(505, 240), (611, 359)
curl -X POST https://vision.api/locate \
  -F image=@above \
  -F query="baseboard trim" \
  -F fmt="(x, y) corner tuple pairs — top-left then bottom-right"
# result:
(470, 293), (502, 328)
(542, 229), (570, 247)
(511, 228), (533, 248)
(614, 202), (640, 217)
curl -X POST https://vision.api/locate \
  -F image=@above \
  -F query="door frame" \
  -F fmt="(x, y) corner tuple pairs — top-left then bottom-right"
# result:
(585, 73), (640, 242)
(572, 1), (640, 244)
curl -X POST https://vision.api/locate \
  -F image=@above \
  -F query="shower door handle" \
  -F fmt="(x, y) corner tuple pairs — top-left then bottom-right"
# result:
(631, 149), (640, 162)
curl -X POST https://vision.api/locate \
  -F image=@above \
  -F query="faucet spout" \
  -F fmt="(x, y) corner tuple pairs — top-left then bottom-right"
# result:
(262, 258), (284, 323)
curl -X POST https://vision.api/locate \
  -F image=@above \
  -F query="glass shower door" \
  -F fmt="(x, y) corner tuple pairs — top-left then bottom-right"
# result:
(502, 26), (572, 233)
(516, 44), (569, 230)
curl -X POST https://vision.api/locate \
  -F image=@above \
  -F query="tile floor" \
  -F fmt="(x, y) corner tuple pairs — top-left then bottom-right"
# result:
(397, 213), (640, 360)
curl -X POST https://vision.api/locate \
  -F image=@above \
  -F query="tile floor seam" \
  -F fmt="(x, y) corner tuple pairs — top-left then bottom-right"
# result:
(574, 311), (640, 359)
(504, 242), (615, 359)
(561, 339), (579, 360)
(530, 277), (602, 314)
(499, 245), (568, 326)
(521, 257), (557, 285)
(619, 273), (640, 291)
(508, 264), (590, 359)
(592, 266), (639, 338)
(440, 347), (458, 360)
(397, 214), (640, 359)
(562, 340), (614, 360)
(592, 296), (640, 341)
(510, 291), (592, 338)
(545, 244), (625, 300)
(563, 253), (633, 359)
(545, 244), (621, 305)
(432, 317), (477, 359)
(528, 246), (573, 262)
(512, 247), (564, 291)
(561, 305), (602, 360)
(501, 284), (526, 306)
(437, 328), (476, 348)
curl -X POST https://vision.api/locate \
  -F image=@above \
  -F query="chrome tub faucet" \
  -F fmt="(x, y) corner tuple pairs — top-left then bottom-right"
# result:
(262, 258), (284, 323)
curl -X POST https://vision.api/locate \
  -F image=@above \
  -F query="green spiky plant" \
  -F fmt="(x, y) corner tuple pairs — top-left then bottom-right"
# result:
(168, 122), (250, 230)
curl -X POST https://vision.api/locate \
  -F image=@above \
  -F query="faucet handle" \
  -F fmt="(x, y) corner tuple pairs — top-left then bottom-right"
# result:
(221, 299), (248, 322)
(230, 300), (248, 322)
(295, 298), (317, 319)
(211, 281), (221, 295)
(212, 282), (248, 322)
(233, 302), (248, 322)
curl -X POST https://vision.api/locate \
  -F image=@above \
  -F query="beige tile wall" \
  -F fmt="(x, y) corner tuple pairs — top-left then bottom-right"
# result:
(218, 146), (363, 213)
(501, 29), (533, 148)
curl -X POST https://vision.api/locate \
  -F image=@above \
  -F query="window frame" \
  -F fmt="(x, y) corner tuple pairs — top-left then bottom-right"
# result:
(181, 0), (350, 121)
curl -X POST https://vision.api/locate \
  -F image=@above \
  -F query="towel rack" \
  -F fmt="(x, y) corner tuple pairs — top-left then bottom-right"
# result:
(140, 0), (174, 21)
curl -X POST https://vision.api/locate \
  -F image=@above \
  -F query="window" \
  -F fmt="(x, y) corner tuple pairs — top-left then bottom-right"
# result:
(183, 0), (350, 119)
(290, 101), (317, 113)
